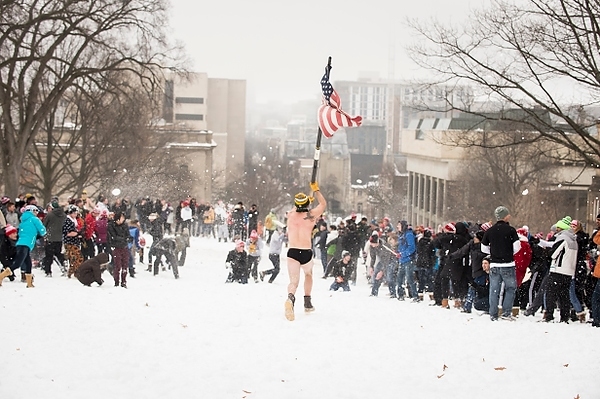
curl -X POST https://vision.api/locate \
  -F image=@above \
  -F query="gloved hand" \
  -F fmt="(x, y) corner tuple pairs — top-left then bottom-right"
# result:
(310, 181), (319, 192)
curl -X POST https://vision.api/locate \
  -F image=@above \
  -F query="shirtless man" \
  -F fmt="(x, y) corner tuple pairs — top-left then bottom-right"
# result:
(284, 182), (327, 321)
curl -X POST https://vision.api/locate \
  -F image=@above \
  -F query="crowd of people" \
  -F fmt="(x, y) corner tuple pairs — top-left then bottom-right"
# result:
(311, 206), (600, 327)
(3, 190), (600, 327)
(0, 192), (289, 289)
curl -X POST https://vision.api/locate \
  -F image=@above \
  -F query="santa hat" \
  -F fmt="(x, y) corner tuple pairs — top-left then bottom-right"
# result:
(4, 224), (17, 236)
(516, 228), (528, 237)
(443, 223), (456, 233)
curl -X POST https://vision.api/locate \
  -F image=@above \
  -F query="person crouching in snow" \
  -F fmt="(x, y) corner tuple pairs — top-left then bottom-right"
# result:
(225, 240), (248, 283)
(329, 250), (353, 292)
(76, 253), (110, 286)
(0, 224), (18, 285)
(151, 236), (180, 279)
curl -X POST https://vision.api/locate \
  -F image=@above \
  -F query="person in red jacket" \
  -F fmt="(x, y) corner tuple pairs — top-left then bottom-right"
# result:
(514, 228), (532, 286)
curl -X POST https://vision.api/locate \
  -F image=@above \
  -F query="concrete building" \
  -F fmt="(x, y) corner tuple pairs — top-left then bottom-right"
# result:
(401, 115), (596, 232)
(161, 72), (246, 198)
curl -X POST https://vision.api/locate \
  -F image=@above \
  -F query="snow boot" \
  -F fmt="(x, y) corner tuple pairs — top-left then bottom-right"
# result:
(576, 310), (586, 323)
(21, 272), (26, 282)
(304, 295), (315, 312)
(454, 299), (462, 309)
(25, 274), (34, 288)
(285, 293), (295, 321)
(0, 267), (13, 286)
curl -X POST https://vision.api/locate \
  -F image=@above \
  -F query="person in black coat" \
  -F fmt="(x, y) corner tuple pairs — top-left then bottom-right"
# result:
(225, 240), (248, 284)
(450, 230), (487, 312)
(108, 211), (131, 288)
(76, 252), (110, 286)
(341, 223), (361, 285)
(416, 229), (435, 295)
(431, 223), (469, 307)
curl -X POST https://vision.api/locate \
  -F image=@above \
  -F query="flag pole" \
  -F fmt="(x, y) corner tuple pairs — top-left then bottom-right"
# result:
(311, 56), (332, 184)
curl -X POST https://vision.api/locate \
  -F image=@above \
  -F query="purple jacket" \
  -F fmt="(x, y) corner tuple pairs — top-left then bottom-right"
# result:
(95, 217), (108, 244)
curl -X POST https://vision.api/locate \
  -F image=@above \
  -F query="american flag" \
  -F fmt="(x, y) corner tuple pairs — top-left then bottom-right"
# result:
(318, 67), (362, 138)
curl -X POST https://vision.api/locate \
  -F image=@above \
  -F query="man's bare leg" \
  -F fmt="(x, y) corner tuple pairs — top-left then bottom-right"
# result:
(286, 259), (301, 321)
(302, 261), (315, 311)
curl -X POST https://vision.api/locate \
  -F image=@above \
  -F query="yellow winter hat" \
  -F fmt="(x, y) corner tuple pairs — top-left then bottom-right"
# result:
(294, 193), (311, 208)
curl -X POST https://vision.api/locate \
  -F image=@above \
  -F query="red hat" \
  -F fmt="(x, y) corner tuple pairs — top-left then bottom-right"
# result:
(444, 223), (456, 233)
(4, 224), (17, 236)
(517, 228), (528, 237)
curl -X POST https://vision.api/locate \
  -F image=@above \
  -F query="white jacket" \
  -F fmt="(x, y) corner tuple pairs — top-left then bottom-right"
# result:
(549, 229), (578, 277)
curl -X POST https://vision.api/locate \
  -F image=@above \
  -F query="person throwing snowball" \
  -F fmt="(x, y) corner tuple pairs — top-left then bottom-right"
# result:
(284, 182), (327, 321)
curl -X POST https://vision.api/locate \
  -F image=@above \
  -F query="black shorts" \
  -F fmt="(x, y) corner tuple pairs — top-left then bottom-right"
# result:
(287, 248), (313, 266)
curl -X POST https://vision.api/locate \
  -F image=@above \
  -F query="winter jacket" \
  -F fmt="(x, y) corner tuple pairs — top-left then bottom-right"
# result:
(246, 237), (263, 258)
(94, 217), (109, 244)
(75, 253), (109, 286)
(108, 220), (130, 249)
(16, 211), (46, 250)
(226, 249), (248, 280)
(330, 258), (352, 282)
(416, 236), (435, 269)
(0, 233), (16, 269)
(129, 226), (141, 250)
(450, 239), (487, 279)
(269, 230), (286, 255)
(549, 229), (578, 277)
(84, 213), (97, 240)
(62, 216), (82, 246)
(514, 236), (532, 286)
(481, 221), (520, 265)
(397, 228), (416, 264)
(43, 207), (66, 242)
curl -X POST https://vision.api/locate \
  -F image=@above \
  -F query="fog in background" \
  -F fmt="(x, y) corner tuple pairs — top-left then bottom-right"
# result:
(169, 0), (489, 104)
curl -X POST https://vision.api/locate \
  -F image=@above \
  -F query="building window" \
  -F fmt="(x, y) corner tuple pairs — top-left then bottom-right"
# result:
(175, 97), (204, 104)
(175, 113), (204, 121)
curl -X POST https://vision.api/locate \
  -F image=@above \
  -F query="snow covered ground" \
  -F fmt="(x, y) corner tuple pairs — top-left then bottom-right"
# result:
(1, 236), (598, 399)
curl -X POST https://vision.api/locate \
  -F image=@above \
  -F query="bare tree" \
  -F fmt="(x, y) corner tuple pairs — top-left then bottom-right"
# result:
(407, 0), (600, 164)
(445, 131), (562, 229)
(23, 73), (166, 204)
(0, 0), (186, 197)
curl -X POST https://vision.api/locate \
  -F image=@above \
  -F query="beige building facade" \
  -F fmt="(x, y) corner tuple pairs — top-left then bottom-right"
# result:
(162, 72), (246, 199)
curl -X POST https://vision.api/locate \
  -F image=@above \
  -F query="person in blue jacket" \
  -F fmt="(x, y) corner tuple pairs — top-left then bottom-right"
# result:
(396, 220), (418, 301)
(4, 205), (46, 287)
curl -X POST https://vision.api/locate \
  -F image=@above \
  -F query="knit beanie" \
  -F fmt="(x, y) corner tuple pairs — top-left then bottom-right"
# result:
(555, 216), (572, 231)
(494, 206), (509, 220)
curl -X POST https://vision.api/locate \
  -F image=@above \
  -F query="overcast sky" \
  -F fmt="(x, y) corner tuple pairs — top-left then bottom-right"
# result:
(168, 0), (485, 103)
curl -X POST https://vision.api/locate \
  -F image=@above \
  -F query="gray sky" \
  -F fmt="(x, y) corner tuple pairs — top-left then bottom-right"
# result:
(169, 0), (484, 103)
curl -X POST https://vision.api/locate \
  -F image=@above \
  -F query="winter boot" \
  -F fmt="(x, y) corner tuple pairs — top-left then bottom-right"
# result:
(146, 264), (152, 272)
(454, 299), (462, 309)
(304, 295), (315, 312)
(21, 272), (26, 282)
(25, 273), (34, 288)
(0, 267), (13, 286)
(576, 311), (586, 323)
(441, 298), (450, 309)
(285, 293), (295, 321)
(512, 307), (520, 317)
